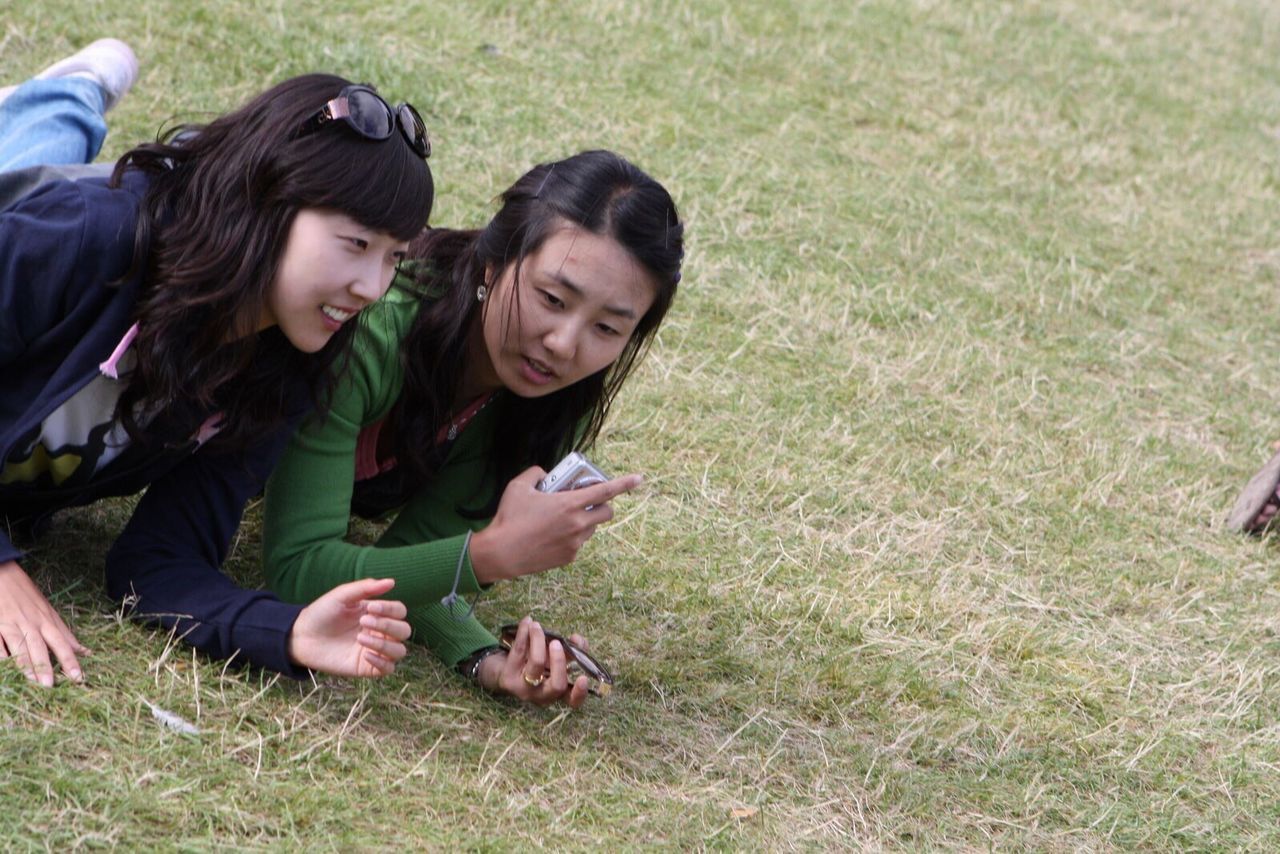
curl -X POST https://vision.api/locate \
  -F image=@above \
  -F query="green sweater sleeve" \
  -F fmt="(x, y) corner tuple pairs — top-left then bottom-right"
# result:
(261, 294), (499, 666)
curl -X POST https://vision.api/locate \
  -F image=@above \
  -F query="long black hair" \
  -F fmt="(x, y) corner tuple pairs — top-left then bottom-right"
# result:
(111, 73), (433, 449)
(393, 149), (683, 511)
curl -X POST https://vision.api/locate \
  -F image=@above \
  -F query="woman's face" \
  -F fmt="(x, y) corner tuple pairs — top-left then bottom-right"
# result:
(473, 223), (658, 398)
(261, 208), (408, 352)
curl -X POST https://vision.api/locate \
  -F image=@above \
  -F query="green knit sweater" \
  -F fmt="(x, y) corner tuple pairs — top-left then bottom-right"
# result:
(262, 285), (500, 667)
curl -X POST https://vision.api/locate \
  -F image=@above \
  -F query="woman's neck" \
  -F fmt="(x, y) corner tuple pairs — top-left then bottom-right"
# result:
(455, 316), (502, 404)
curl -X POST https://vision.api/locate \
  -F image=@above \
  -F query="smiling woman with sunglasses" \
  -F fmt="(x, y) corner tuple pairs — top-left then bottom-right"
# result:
(261, 150), (683, 709)
(0, 51), (432, 686)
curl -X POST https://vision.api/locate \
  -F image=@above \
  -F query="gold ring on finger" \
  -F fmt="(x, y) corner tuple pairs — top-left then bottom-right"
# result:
(522, 670), (545, 687)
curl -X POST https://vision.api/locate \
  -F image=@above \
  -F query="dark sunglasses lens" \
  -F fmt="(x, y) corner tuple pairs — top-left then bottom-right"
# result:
(558, 637), (612, 690)
(398, 103), (430, 158)
(347, 89), (394, 139)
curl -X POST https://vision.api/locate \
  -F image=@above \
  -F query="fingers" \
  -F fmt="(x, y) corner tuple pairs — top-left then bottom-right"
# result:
(567, 675), (589, 709)
(40, 623), (83, 683)
(1248, 502), (1279, 533)
(583, 501), (615, 525)
(360, 647), (398, 677)
(503, 618), (547, 693)
(358, 629), (407, 663)
(1, 622), (83, 686)
(44, 612), (90, 667)
(508, 615), (532, 661)
(0, 562), (88, 685)
(515, 466), (549, 488)
(290, 578), (415, 677)
(363, 598), (408, 621)
(524, 621), (548, 685)
(328, 577), (396, 605)
(574, 473), (643, 508)
(13, 630), (55, 688)
(55, 615), (89, 656)
(47, 614), (89, 660)
(0, 627), (17, 664)
(545, 639), (570, 695)
(359, 613), (410, 642)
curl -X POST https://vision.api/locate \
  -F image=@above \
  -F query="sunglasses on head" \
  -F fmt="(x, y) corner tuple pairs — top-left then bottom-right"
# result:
(301, 84), (431, 158)
(499, 623), (615, 697)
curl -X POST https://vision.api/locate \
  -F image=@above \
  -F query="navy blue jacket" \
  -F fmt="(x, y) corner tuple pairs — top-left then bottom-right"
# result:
(0, 172), (309, 678)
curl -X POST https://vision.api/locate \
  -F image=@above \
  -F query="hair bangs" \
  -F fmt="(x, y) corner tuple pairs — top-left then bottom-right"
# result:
(281, 127), (433, 241)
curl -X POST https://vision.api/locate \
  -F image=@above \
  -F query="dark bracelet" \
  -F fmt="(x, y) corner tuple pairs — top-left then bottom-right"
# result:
(456, 645), (505, 684)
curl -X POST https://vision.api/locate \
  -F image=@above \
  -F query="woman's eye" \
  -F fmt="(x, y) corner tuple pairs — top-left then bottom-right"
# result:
(539, 290), (564, 308)
(597, 323), (621, 336)
(346, 237), (369, 250)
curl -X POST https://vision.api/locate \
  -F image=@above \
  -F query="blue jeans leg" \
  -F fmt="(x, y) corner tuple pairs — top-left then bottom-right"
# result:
(0, 77), (107, 172)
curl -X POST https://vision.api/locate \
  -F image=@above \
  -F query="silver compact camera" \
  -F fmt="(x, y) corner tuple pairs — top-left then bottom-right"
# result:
(537, 452), (609, 493)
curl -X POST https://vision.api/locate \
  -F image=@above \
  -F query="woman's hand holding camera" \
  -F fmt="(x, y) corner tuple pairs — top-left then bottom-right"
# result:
(477, 616), (591, 708)
(468, 467), (643, 584)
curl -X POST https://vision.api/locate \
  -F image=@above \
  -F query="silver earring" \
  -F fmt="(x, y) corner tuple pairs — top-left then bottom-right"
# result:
(476, 285), (487, 303)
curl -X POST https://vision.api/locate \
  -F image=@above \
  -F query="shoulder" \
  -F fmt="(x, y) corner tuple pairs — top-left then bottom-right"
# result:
(336, 283), (422, 423)
(0, 171), (150, 325)
(0, 163), (112, 211)
(68, 172), (149, 261)
(357, 280), (421, 349)
(2, 169), (148, 223)
(352, 281), (420, 372)
(1, 171), (148, 267)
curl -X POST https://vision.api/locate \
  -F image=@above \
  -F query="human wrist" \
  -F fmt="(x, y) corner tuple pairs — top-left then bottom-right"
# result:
(286, 631), (303, 667)
(456, 645), (505, 690)
(467, 528), (504, 584)
(476, 650), (507, 692)
(285, 603), (318, 670)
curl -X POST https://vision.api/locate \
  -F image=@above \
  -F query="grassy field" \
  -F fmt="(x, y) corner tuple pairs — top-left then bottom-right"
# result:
(5, 0), (1280, 847)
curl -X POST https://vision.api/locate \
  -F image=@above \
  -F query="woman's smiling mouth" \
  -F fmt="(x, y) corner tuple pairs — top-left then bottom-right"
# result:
(322, 304), (357, 323)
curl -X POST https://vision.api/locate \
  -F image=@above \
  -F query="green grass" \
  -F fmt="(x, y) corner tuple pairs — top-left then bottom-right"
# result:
(6, 0), (1280, 847)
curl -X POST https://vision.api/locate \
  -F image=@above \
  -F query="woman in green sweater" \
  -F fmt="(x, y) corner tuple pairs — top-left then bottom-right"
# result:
(262, 150), (683, 708)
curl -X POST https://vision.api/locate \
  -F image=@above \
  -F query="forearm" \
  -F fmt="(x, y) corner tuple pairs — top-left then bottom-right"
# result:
(407, 599), (499, 668)
(104, 406), (312, 677)
(105, 534), (308, 677)
(263, 388), (492, 610)
(266, 531), (486, 611)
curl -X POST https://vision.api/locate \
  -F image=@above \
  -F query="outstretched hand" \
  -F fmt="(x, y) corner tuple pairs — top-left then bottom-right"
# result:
(288, 578), (411, 678)
(0, 559), (89, 687)
(477, 616), (591, 709)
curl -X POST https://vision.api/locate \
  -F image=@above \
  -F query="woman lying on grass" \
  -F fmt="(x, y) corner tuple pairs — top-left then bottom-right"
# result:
(0, 42), (429, 685)
(261, 150), (684, 709)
